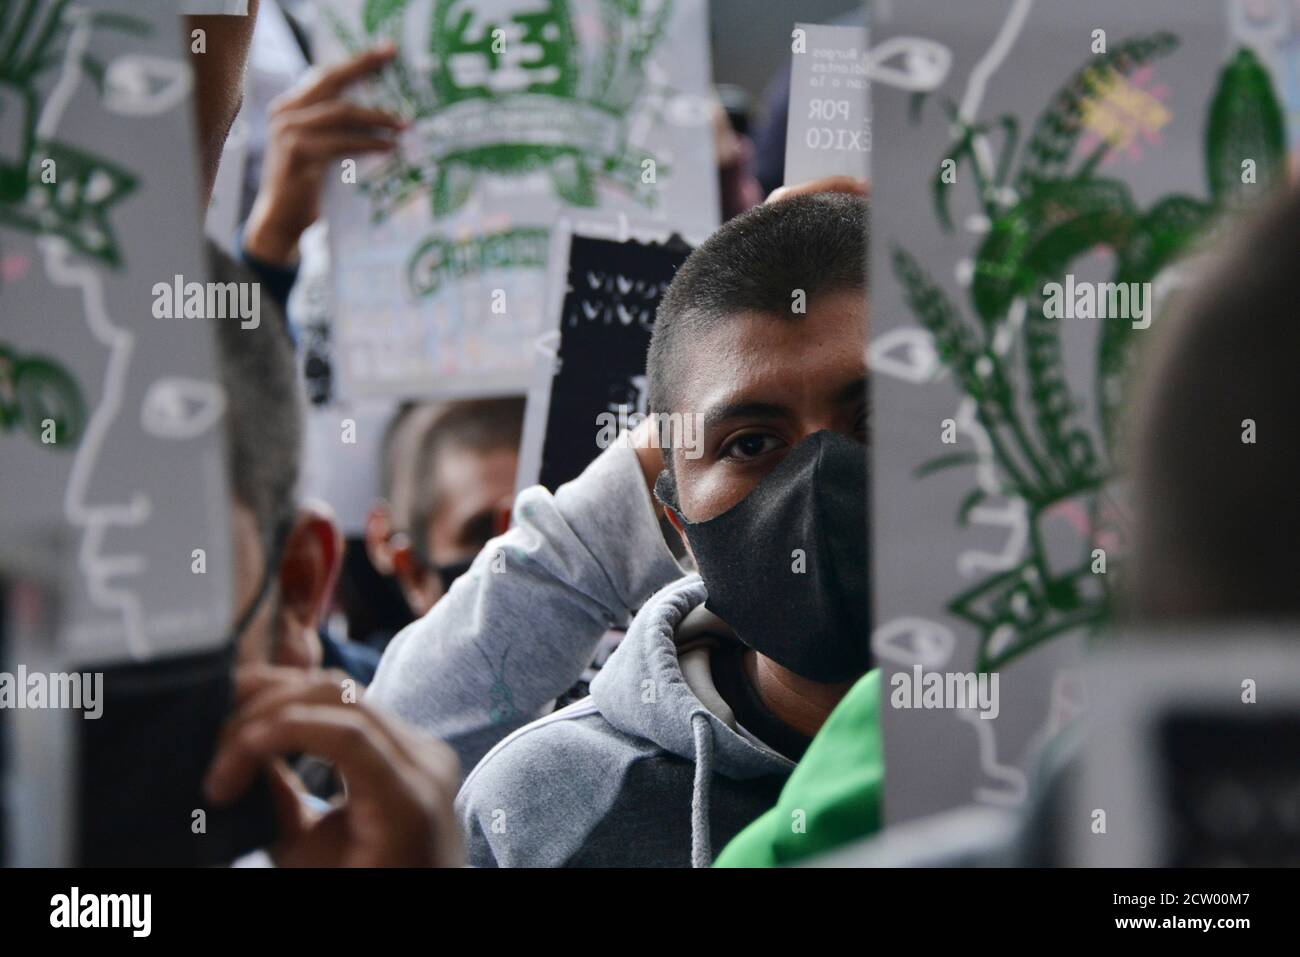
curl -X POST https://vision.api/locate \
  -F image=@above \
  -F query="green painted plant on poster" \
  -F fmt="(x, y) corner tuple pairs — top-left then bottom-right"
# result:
(892, 38), (1286, 671)
(326, 0), (677, 219)
(0, 339), (85, 449)
(0, 0), (144, 266)
(1, 0), (139, 456)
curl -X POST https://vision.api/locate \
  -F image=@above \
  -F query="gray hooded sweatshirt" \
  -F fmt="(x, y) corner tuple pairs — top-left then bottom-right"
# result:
(366, 439), (799, 866)
(455, 576), (796, 867)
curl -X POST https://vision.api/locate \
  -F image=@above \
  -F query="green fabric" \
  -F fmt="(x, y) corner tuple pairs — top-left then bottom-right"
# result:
(713, 669), (883, 867)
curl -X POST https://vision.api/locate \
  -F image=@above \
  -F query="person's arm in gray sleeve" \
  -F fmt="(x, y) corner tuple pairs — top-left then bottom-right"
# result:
(364, 440), (681, 774)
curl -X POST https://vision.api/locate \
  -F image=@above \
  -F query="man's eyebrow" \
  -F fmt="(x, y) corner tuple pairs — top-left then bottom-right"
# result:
(702, 401), (792, 430)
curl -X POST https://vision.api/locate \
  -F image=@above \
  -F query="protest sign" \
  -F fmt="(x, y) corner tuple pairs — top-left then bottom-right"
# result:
(0, 1), (233, 666)
(315, 0), (719, 400)
(784, 22), (871, 185)
(518, 226), (690, 492)
(870, 0), (1286, 822)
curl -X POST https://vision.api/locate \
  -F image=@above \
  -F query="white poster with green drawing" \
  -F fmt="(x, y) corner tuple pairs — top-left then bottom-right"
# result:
(0, 0), (232, 666)
(315, 0), (719, 399)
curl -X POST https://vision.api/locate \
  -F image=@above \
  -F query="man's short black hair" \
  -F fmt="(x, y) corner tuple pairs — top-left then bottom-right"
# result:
(210, 248), (302, 553)
(647, 192), (869, 417)
(379, 401), (433, 505)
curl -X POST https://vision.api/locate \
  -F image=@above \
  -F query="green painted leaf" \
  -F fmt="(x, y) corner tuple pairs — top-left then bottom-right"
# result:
(915, 451), (981, 480)
(1206, 47), (1286, 205)
(971, 177), (1136, 326)
(363, 0), (409, 35)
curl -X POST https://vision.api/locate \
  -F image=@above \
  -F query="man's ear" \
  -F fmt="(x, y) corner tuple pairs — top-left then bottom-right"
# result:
(364, 502), (396, 574)
(492, 502), (511, 536)
(663, 506), (685, 536)
(662, 505), (695, 565)
(275, 501), (343, 669)
(390, 537), (438, 617)
(389, 538), (425, 588)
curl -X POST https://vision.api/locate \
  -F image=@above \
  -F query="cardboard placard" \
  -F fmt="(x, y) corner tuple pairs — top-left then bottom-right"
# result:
(870, 0), (1287, 823)
(0, 2), (232, 666)
(315, 0), (719, 400)
(784, 22), (872, 185)
(519, 228), (690, 492)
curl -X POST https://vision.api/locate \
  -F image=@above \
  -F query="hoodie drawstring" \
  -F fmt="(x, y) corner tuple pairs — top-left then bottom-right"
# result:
(689, 711), (715, 868)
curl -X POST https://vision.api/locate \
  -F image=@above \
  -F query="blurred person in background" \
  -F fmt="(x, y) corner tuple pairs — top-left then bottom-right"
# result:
(714, 89), (764, 220)
(365, 398), (525, 622)
(1126, 186), (1300, 621)
(177, 3), (462, 867)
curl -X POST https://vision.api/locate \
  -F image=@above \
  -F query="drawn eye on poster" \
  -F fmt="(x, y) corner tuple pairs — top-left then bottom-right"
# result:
(869, 0), (1288, 823)
(515, 226), (690, 492)
(0, 0), (232, 667)
(314, 0), (719, 400)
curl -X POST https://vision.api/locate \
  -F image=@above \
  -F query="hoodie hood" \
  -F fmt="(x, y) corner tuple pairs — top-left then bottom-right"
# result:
(590, 574), (796, 865)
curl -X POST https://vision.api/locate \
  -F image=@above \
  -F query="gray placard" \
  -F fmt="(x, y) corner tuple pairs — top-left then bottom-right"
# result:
(870, 0), (1284, 824)
(0, 2), (232, 666)
(784, 22), (871, 185)
(316, 0), (720, 401)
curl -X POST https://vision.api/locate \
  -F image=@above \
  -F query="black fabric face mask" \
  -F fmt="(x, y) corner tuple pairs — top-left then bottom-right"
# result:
(656, 430), (871, 683)
(76, 519), (291, 866)
(434, 557), (474, 594)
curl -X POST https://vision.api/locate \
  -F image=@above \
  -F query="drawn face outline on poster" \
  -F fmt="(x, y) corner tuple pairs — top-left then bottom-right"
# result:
(867, 2), (1083, 812)
(2, 2), (227, 660)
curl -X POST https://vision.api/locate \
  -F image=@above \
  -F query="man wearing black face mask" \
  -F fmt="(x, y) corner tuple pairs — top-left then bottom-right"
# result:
(450, 184), (873, 867)
(363, 398), (524, 627)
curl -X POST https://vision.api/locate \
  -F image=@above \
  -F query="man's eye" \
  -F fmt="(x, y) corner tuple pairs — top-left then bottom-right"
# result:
(722, 433), (782, 461)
